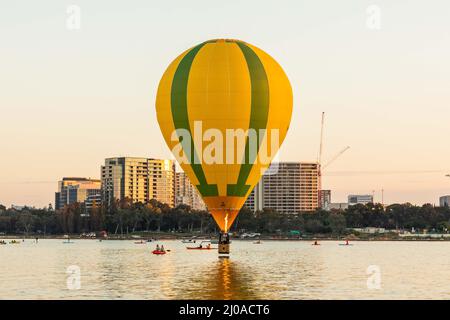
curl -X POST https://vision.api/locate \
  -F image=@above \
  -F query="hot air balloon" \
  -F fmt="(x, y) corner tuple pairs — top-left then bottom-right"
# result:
(155, 39), (293, 254)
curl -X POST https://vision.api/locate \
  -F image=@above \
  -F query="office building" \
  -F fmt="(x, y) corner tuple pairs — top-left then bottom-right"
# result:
(440, 196), (450, 207)
(174, 172), (206, 211)
(348, 194), (374, 206)
(101, 157), (175, 206)
(320, 190), (331, 209)
(55, 177), (101, 210)
(327, 203), (349, 211)
(85, 192), (102, 209)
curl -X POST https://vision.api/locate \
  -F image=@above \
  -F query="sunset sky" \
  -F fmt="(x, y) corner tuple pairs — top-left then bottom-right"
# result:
(1, 0), (449, 208)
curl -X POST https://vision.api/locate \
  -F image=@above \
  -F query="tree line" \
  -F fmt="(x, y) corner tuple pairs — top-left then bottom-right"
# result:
(0, 200), (449, 236)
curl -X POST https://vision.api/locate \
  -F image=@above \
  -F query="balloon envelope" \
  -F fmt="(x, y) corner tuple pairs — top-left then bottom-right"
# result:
(156, 39), (293, 231)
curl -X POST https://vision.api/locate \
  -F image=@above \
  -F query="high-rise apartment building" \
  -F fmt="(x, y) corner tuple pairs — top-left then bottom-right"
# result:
(55, 177), (101, 210)
(101, 157), (175, 206)
(245, 162), (320, 213)
(245, 182), (263, 212)
(174, 172), (206, 211)
(298, 162), (320, 211)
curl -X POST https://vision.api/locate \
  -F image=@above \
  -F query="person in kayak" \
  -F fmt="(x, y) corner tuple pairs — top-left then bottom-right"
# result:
(156, 244), (160, 251)
(160, 245), (165, 252)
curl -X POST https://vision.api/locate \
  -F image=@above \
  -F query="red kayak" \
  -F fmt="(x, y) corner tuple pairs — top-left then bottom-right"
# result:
(152, 250), (166, 255)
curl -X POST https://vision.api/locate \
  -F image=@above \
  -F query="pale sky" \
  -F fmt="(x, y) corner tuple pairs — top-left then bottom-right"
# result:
(1, 0), (449, 208)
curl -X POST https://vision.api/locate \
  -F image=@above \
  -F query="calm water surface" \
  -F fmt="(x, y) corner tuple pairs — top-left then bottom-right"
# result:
(0, 239), (449, 299)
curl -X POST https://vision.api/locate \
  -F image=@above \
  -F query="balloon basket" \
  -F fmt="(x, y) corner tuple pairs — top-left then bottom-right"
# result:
(218, 243), (230, 255)
(218, 232), (230, 255)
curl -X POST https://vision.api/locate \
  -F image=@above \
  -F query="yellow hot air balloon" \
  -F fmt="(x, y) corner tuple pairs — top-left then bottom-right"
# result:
(155, 39), (292, 251)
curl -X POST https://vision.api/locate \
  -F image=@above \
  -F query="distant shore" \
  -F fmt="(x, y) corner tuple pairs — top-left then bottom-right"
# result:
(2, 234), (450, 241)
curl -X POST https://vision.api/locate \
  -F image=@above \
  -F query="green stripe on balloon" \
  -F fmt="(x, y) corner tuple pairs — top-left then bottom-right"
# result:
(171, 43), (219, 197)
(227, 42), (270, 197)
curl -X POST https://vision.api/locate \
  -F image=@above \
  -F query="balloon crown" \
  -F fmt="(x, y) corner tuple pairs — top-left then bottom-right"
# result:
(205, 38), (246, 44)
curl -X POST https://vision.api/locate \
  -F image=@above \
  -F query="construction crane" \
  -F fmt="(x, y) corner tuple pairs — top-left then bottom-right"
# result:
(317, 112), (325, 203)
(317, 112), (350, 172)
(318, 145), (350, 207)
(317, 112), (325, 166)
(322, 146), (351, 170)
(317, 112), (350, 207)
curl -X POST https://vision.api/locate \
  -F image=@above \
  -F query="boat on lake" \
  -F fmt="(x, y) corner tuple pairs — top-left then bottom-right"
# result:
(186, 241), (217, 250)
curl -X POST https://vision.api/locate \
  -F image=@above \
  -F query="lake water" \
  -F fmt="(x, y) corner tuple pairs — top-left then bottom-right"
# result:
(0, 239), (449, 299)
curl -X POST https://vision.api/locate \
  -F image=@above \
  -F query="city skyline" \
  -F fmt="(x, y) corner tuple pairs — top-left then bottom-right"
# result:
(1, 0), (450, 207)
(8, 157), (450, 210)
(53, 159), (441, 213)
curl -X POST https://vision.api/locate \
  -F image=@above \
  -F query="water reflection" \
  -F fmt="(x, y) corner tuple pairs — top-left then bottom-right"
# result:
(182, 257), (260, 300)
(2, 240), (450, 299)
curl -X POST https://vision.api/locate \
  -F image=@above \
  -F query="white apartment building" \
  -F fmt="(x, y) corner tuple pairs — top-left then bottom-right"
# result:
(174, 172), (206, 211)
(101, 157), (175, 206)
(245, 162), (320, 213)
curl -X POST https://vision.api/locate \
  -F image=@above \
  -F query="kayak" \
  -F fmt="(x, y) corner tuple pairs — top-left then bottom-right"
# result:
(186, 247), (216, 250)
(152, 250), (166, 255)
(134, 241), (146, 244)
